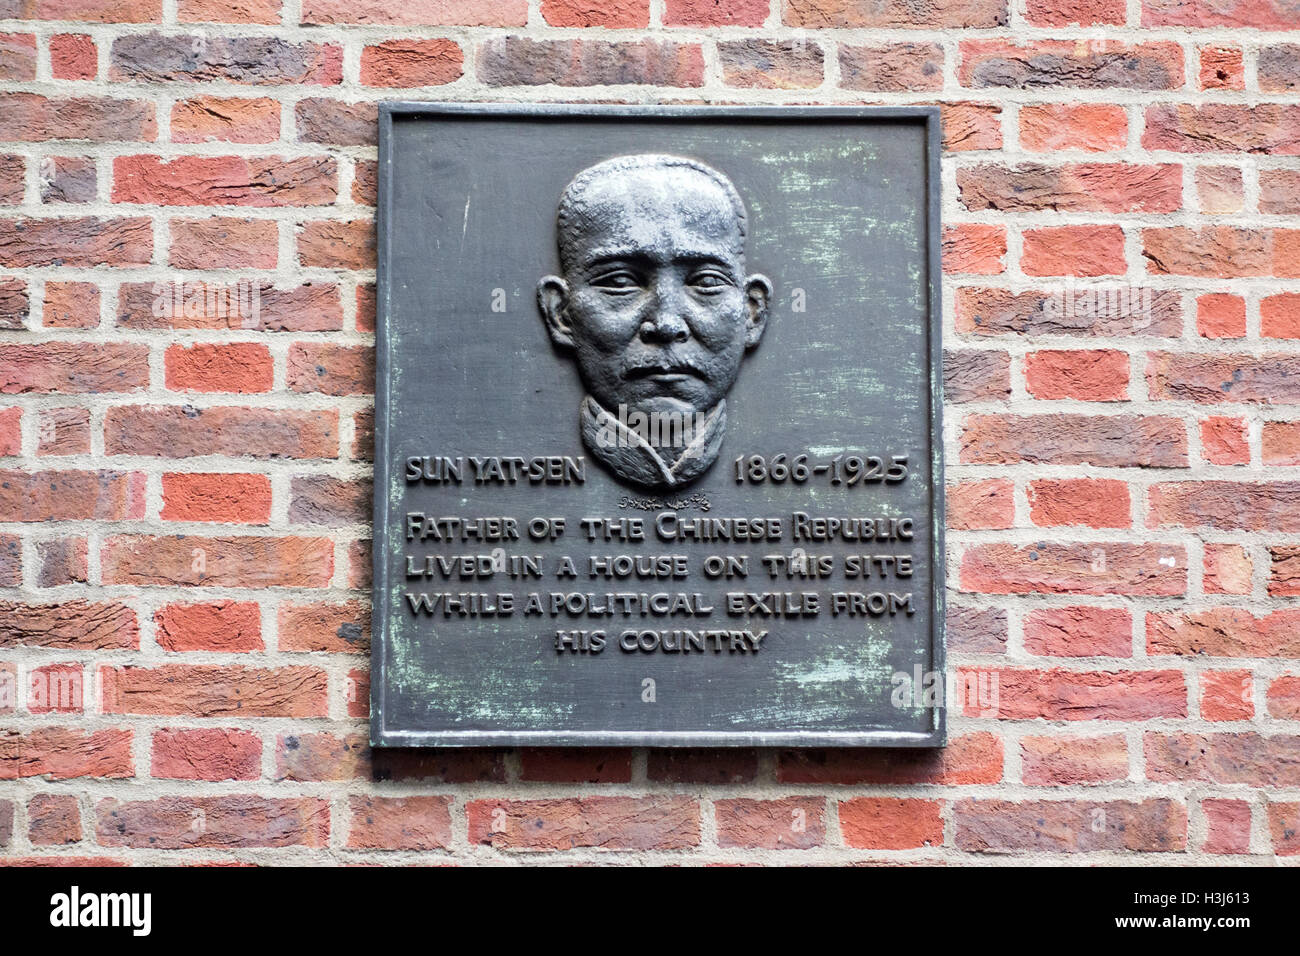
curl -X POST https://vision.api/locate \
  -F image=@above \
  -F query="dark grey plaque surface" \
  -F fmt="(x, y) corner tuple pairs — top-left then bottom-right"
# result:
(372, 103), (944, 748)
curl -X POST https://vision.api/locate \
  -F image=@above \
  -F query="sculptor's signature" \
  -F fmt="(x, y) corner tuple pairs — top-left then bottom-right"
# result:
(617, 493), (712, 512)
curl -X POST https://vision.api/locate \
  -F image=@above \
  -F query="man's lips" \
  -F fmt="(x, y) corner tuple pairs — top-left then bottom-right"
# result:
(626, 363), (706, 380)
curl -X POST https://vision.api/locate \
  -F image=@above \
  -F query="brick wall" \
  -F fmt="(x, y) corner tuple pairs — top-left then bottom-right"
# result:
(0, 0), (1297, 863)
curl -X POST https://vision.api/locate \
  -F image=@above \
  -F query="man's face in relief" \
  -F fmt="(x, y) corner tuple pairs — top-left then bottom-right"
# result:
(538, 157), (772, 420)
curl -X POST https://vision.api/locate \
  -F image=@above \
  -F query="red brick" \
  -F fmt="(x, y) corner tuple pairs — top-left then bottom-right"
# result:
(300, 0), (526, 25)
(467, 797), (700, 850)
(287, 342), (373, 395)
(171, 96), (280, 144)
(786, 0), (1007, 27)
(777, 732), (1003, 785)
(1148, 352), (1300, 404)
(1022, 735), (1127, 785)
(104, 406), (338, 459)
(114, 155), (336, 207)
(956, 286), (1181, 338)
(289, 476), (369, 527)
(1025, 0), (1122, 24)
(838, 43), (942, 92)
(154, 601), (263, 652)
(958, 163), (1179, 213)
(1027, 478), (1130, 529)
(1197, 165), (1244, 214)
(1260, 45), (1300, 93)
(278, 601), (369, 654)
(97, 795), (328, 848)
(359, 39), (463, 87)
(1148, 608), (1300, 657)
(295, 99), (377, 146)
(720, 40), (824, 90)
(1143, 104), (1300, 155)
(1196, 293), (1246, 338)
(116, 281), (341, 332)
(943, 349), (1009, 403)
(0, 798), (10, 844)
(296, 219), (374, 270)
(0, 33), (36, 81)
(101, 664), (328, 717)
(1145, 0), (1300, 27)
(352, 162), (377, 207)
(956, 798), (1186, 852)
(518, 748), (633, 783)
(942, 224), (1005, 275)
(275, 732), (505, 783)
(1149, 481), (1300, 532)
(1264, 422), (1300, 463)
(111, 34), (340, 85)
(477, 38), (704, 87)
(1267, 676), (1300, 720)
(1269, 803), (1300, 856)
(0, 600), (136, 649)
(1261, 294), (1300, 339)
(2, 343), (147, 394)
(35, 536), (88, 586)
(960, 414), (1187, 467)
(948, 605), (1007, 654)
(1270, 546), (1300, 596)
(351, 406), (374, 460)
(0, 406), (17, 455)
(164, 342), (273, 394)
(18, 0), (161, 21)
(1203, 799), (1250, 854)
(647, 749), (758, 784)
(960, 39), (1182, 90)
(0, 154), (23, 205)
(1147, 732), (1300, 787)
(962, 543), (1186, 596)
(1204, 544), (1252, 595)
(942, 101), (1002, 151)
(0, 469), (144, 521)
(36, 406), (90, 456)
(1022, 225), (1126, 277)
(169, 217), (277, 270)
(27, 794), (81, 845)
(27, 663), (83, 714)
(714, 797), (825, 850)
(1199, 46), (1243, 90)
(0, 93), (155, 142)
(664, 0), (764, 24)
(971, 667), (1185, 720)
(1260, 170), (1300, 215)
(38, 155), (95, 205)
(1024, 349), (1128, 401)
(49, 34), (95, 81)
(345, 668), (367, 718)
(179, 0), (282, 22)
(1201, 670), (1252, 721)
(0, 278), (26, 328)
(839, 798), (941, 850)
(347, 539), (371, 589)
(152, 728), (261, 780)
(101, 535), (334, 588)
(1020, 104), (1126, 153)
(348, 796), (452, 850)
(0, 218), (151, 268)
(42, 281), (99, 329)
(0, 728), (133, 780)
(947, 478), (1013, 531)
(1200, 417), (1249, 466)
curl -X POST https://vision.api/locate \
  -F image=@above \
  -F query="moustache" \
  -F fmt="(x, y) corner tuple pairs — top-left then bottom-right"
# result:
(623, 352), (708, 379)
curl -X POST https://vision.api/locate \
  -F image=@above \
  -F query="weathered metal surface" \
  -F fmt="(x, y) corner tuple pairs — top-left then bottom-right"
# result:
(372, 103), (945, 747)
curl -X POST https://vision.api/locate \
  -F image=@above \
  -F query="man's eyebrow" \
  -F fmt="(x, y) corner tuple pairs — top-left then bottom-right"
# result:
(581, 249), (742, 269)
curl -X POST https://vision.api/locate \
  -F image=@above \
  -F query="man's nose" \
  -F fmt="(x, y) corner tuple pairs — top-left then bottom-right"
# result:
(639, 278), (690, 344)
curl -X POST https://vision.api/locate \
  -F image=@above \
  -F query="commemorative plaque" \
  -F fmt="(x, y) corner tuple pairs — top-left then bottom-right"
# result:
(372, 104), (944, 747)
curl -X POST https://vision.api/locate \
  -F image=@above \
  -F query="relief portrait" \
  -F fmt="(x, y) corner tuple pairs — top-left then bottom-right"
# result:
(537, 154), (772, 490)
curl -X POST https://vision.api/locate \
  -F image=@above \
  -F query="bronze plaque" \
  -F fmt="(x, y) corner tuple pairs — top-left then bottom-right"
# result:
(372, 104), (944, 747)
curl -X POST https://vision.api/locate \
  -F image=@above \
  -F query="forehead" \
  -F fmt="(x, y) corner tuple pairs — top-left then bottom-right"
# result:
(565, 166), (744, 261)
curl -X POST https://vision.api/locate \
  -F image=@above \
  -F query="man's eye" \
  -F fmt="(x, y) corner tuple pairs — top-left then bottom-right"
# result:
(591, 271), (641, 292)
(690, 271), (730, 292)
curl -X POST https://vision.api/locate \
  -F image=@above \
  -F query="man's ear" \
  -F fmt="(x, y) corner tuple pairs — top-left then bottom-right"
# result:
(743, 274), (773, 348)
(537, 276), (574, 349)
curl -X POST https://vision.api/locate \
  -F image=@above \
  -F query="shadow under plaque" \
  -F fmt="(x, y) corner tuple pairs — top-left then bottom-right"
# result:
(372, 103), (945, 748)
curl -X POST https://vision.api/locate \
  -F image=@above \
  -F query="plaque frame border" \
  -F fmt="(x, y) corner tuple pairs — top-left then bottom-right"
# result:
(371, 102), (946, 749)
